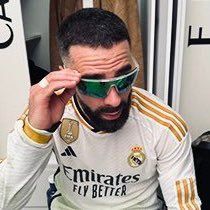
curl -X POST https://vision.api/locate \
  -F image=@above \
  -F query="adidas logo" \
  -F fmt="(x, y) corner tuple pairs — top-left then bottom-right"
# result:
(61, 146), (77, 157)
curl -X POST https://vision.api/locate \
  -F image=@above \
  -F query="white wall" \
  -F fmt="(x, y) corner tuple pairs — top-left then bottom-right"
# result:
(21, 0), (50, 71)
(154, 0), (173, 103)
(0, 0), (30, 159)
(179, 0), (210, 140)
(0, 0), (50, 158)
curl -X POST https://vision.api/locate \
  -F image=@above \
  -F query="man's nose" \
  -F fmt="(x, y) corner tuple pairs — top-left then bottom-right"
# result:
(104, 87), (121, 107)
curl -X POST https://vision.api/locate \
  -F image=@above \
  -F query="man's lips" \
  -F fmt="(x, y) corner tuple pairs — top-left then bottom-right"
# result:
(101, 109), (122, 120)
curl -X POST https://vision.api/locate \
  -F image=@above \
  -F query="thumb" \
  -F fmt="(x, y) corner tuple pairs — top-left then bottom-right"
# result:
(59, 88), (76, 105)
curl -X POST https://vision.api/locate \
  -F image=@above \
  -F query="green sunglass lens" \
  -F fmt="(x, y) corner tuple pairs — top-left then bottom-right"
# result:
(116, 71), (137, 92)
(78, 69), (138, 98)
(78, 81), (108, 98)
(78, 82), (87, 94)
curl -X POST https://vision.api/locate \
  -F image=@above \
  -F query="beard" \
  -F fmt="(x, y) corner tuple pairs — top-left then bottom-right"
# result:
(77, 94), (131, 133)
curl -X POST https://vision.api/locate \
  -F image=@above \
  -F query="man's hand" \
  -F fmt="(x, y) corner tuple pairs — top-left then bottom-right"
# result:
(28, 68), (81, 130)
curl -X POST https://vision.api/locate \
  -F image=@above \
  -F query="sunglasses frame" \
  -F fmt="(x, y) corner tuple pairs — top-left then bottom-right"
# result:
(77, 56), (140, 98)
(79, 66), (139, 83)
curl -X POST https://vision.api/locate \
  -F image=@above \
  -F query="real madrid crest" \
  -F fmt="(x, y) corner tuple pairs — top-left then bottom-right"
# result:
(60, 118), (79, 144)
(128, 146), (146, 168)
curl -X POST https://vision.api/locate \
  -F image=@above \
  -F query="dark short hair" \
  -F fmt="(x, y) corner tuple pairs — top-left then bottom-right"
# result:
(56, 8), (130, 58)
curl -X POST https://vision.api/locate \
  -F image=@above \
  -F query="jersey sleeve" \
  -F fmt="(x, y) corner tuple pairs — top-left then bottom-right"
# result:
(156, 129), (201, 209)
(0, 119), (54, 209)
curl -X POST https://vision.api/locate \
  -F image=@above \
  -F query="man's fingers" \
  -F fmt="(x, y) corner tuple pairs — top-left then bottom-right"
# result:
(43, 80), (78, 97)
(58, 88), (76, 105)
(46, 70), (81, 83)
(31, 68), (81, 99)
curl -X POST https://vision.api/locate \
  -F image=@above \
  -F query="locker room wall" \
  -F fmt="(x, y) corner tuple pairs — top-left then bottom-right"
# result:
(21, 0), (50, 71)
(0, 0), (30, 159)
(179, 0), (210, 140)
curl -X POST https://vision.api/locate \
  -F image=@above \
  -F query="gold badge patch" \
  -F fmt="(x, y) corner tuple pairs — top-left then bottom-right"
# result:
(60, 118), (79, 144)
(128, 146), (146, 168)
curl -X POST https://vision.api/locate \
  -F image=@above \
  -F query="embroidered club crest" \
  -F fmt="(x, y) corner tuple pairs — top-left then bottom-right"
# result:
(128, 146), (146, 168)
(60, 118), (79, 144)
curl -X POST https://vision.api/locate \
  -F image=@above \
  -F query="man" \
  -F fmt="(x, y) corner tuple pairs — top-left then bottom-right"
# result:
(0, 8), (201, 209)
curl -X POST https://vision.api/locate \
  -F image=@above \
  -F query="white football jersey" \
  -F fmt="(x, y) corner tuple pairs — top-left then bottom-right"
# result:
(0, 87), (201, 210)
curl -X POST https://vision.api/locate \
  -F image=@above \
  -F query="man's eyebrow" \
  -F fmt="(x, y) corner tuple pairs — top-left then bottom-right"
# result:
(81, 73), (105, 80)
(81, 64), (132, 80)
(115, 64), (132, 77)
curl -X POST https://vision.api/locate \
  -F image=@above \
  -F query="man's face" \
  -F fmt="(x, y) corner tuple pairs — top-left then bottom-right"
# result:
(68, 41), (134, 132)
